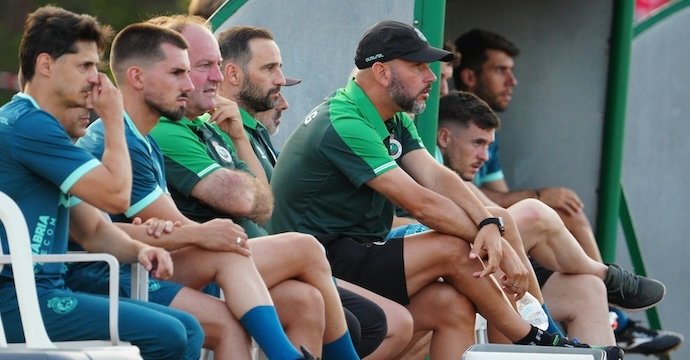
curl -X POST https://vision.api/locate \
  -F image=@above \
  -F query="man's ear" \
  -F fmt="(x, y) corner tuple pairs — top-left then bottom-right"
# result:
(370, 62), (391, 87)
(35, 53), (53, 78)
(460, 68), (477, 90)
(126, 66), (145, 90)
(222, 62), (242, 86)
(437, 126), (451, 148)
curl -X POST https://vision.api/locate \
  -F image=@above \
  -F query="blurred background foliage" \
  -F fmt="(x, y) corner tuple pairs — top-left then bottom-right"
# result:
(0, 0), (190, 103)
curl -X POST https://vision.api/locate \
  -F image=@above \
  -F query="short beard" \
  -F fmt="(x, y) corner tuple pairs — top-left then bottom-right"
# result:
(146, 98), (186, 121)
(239, 76), (277, 113)
(389, 68), (426, 114)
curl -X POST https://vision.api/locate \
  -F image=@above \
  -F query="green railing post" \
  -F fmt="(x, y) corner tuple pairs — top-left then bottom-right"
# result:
(413, 0), (446, 156)
(595, 0), (634, 263)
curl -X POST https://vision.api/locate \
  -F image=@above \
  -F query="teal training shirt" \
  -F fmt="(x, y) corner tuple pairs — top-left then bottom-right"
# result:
(268, 78), (424, 241)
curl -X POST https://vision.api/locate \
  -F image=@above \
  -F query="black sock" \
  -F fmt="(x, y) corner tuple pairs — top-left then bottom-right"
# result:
(515, 326), (589, 348)
(514, 325), (543, 345)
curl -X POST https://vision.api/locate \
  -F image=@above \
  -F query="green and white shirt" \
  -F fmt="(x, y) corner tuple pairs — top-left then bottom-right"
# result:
(268, 78), (424, 241)
(150, 115), (267, 238)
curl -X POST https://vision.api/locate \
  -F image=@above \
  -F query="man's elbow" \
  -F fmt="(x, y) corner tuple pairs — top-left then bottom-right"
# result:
(99, 192), (131, 214)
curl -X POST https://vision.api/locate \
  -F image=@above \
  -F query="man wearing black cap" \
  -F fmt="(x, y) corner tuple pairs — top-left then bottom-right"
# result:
(268, 20), (624, 358)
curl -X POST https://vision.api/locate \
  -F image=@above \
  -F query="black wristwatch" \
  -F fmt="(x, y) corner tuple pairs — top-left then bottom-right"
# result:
(479, 217), (505, 236)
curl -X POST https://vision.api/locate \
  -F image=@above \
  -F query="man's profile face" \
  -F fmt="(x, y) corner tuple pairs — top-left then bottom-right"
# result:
(388, 59), (436, 114)
(50, 41), (100, 109)
(439, 122), (495, 181)
(471, 49), (517, 112)
(238, 38), (285, 113)
(142, 43), (194, 121)
(182, 24), (223, 118)
(62, 106), (91, 140)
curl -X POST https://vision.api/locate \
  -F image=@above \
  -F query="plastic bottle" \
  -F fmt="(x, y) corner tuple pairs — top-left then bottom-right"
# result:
(515, 292), (549, 331)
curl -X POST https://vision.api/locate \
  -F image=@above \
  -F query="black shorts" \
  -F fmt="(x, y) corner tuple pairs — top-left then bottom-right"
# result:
(321, 235), (410, 305)
(530, 258), (555, 287)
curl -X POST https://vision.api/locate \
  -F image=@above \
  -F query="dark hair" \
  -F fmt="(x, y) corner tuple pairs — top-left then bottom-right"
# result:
(438, 91), (500, 130)
(147, 14), (209, 33)
(217, 25), (274, 68)
(109, 22), (188, 83)
(453, 28), (519, 90)
(443, 40), (460, 68)
(19, 5), (112, 82)
(188, 0), (226, 19)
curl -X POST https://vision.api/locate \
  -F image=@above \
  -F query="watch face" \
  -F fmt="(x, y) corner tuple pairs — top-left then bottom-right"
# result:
(498, 216), (505, 228)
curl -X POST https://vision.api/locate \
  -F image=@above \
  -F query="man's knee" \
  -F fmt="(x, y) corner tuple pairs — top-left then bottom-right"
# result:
(428, 285), (476, 327)
(275, 281), (326, 331)
(285, 232), (331, 271)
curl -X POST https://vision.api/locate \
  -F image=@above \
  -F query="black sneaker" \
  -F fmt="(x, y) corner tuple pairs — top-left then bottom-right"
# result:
(554, 336), (625, 360)
(517, 328), (625, 359)
(605, 264), (666, 310)
(616, 320), (684, 355)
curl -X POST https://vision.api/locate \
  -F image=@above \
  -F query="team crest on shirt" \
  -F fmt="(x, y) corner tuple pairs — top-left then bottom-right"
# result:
(212, 140), (233, 163)
(47, 296), (78, 314)
(389, 134), (402, 159)
(148, 279), (161, 292)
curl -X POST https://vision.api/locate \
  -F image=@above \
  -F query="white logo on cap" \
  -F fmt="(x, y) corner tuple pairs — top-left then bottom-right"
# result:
(366, 53), (384, 63)
(414, 27), (427, 42)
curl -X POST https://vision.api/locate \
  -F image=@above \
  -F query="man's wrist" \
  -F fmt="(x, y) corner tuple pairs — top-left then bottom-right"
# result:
(479, 217), (505, 236)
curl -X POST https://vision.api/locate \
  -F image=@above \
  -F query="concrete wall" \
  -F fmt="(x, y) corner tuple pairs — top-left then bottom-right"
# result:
(444, 0), (613, 227)
(214, 0), (414, 147)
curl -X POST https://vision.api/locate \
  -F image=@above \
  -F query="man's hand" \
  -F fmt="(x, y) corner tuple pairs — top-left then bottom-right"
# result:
(538, 187), (583, 215)
(471, 226), (503, 278)
(209, 95), (245, 140)
(88, 73), (123, 123)
(137, 246), (173, 280)
(132, 217), (181, 238)
(496, 239), (529, 299)
(197, 218), (252, 256)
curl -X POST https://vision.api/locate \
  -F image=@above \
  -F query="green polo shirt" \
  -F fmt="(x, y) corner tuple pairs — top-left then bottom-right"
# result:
(150, 115), (267, 238)
(267, 78), (424, 241)
(240, 108), (277, 181)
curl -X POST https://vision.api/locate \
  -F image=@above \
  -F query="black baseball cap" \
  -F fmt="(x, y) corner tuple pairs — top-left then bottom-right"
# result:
(355, 20), (453, 69)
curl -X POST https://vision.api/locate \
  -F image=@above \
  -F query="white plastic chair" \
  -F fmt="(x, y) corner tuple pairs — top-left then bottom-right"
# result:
(0, 191), (141, 359)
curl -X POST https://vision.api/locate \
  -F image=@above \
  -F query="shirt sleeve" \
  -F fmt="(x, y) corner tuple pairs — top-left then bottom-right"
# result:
(13, 112), (100, 193)
(151, 121), (222, 197)
(326, 117), (397, 188)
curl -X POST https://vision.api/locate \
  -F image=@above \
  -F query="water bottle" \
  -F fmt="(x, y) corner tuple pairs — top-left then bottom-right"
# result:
(516, 292), (549, 331)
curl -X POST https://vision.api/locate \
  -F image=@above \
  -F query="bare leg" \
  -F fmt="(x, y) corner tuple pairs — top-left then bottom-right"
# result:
(338, 279), (414, 360)
(170, 247), (273, 316)
(401, 232), (532, 342)
(168, 287), (253, 359)
(555, 208), (604, 262)
(508, 199), (608, 280)
(398, 332), (432, 360)
(404, 282), (477, 360)
(271, 279), (326, 357)
(541, 273), (615, 345)
(250, 233), (349, 343)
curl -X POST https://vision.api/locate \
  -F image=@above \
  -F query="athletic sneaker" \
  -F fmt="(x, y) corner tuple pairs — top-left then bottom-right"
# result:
(549, 334), (625, 360)
(616, 320), (684, 355)
(516, 327), (625, 359)
(605, 264), (666, 310)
